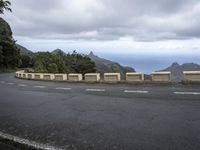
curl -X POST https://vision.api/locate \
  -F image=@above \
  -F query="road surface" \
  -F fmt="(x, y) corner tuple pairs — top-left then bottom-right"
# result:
(0, 73), (200, 150)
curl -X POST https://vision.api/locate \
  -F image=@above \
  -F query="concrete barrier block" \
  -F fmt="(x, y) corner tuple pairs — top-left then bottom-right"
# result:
(42, 74), (54, 80)
(85, 73), (100, 82)
(27, 73), (33, 79)
(54, 74), (67, 81)
(152, 72), (171, 82)
(183, 71), (200, 81)
(19, 73), (23, 78)
(33, 74), (42, 80)
(15, 71), (24, 78)
(104, 73), (121, 82)
(68, 74), (83, 81)
(22, 73), (27, 79)
(126, 72), (144, 81)
(15, 72), (19, 77)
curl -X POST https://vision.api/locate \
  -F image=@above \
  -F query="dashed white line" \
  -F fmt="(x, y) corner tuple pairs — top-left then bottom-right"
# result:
(124, 90), (149, 93)
(0, 81), (5, 83)
(7, 82), (15, 85)
(86, 89), (105, 92)
(18, 84), (27, 87)
(34, 86), (46, 88)
(55, 87), (72, 90)
(174, 92), (200, 95)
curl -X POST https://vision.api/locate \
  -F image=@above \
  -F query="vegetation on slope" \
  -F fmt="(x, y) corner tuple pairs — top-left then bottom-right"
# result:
(0, 17), (21, 71)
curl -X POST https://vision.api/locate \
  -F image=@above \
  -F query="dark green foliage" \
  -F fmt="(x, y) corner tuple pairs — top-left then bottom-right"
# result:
(20, 54), (33, 68)
(33, 51), (96, 74)
(47, 63), (58, 73)
(0, 0), (12, 14)
(0, 17), (20, 70)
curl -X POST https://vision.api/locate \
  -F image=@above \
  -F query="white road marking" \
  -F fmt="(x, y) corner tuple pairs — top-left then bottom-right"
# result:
(174, 92), (200, 95)
(18, 84), (27, 87)
(34, 86), (46, 88)
(124, 90), (149, 93)
(56, 87), (72, 90)
(86, 89), (105, 92)
(7, 82), (15, 85)
(0, 131), (62, 150)
(0, 81), (5, 83)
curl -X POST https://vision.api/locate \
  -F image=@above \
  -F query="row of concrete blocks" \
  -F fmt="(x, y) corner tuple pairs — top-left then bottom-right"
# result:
(15, 71), (200, 82)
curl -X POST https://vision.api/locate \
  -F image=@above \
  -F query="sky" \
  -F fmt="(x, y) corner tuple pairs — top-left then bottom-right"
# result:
(2, 0), (200, 72)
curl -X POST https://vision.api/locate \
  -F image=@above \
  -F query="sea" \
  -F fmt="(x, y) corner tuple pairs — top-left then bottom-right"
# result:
(96, 53), (200, 74)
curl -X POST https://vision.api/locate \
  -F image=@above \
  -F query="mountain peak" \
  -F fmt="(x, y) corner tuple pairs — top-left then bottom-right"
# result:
(89, 51), (94, 56)
(51, 49), (66, 55)
(171, 62), (179, 67)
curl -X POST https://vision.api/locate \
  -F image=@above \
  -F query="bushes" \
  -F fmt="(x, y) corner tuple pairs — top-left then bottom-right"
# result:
(33, 51), (96, 74)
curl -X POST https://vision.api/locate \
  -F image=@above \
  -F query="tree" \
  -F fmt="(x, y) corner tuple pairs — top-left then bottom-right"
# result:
(0, 18), (20, 69)
(20, 55), (33, 68)
(0, 0), (12, 14)
(47, 63), (58, 73)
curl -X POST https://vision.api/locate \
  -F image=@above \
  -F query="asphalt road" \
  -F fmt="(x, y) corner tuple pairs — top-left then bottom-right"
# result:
(0, 73), (200, 150)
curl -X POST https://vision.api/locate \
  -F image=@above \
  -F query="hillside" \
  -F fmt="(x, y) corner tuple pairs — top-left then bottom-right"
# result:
(51, 49), (67, 55)
(160, 62), (200, 81)
(51, 50), (136, 79)
(16, 44), (34, 56)
(88, 51), (135, 79)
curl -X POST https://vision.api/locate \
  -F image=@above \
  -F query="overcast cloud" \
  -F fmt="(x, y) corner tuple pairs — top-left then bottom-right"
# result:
(2, 0), (200, 54)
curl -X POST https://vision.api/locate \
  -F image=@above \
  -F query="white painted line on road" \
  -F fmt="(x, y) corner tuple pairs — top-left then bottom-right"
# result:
(0, 131), (62, 150)
(34, 86), (46, 88)
(86, 89), (105, 92)
(56, 87), (72, 90)
(124, 90), (149, 93)
(7, 82), (15, 85)
(174, 92), (200, 95)
(18, 84), (27, 87)
(0, 81), (5, 83)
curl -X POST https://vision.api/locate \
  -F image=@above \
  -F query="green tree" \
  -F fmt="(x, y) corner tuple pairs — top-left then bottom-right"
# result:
(0, 0), (12, 14)
(0, 18), (20, 69)
(33, 51), (96, 74)
(47, 63), (58, 73)
(34, 60), (47, 73)
(20, 55), (33, 68)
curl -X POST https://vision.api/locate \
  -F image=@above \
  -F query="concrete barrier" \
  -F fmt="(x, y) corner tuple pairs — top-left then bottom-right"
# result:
(19, 73), (23, 78)
(152, 72), (171, 82)
(33, 74), (42, 80)
(126, 72), (144, 81)
(68, 74), (83, 81)
(54, 74), (67, 81)
(42, 74), (54, 80)
(183, 71), (200, 81)
(15, 72), (19, 78)
(15, 70), (24, 78)
(85, 73), (100, 82)
(22, 73), (27, 79)
(27, 73), (33, 79)
(104, 73), (121, 82)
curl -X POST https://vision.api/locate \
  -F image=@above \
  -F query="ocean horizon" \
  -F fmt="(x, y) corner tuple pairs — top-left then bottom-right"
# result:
(96, 53), (200, 74)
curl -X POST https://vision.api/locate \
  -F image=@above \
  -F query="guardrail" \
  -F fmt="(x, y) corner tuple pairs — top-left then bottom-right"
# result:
(183, 71), (200, 82)
(126, 72), (144, 81)
(15, 71), (200, 83)
(151, 72), (171, 82)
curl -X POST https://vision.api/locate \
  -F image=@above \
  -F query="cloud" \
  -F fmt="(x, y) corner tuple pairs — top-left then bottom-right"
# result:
(3, 0), (200, 42)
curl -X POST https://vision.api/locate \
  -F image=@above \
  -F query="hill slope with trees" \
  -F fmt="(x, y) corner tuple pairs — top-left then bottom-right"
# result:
(0, 17), (20, 71)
